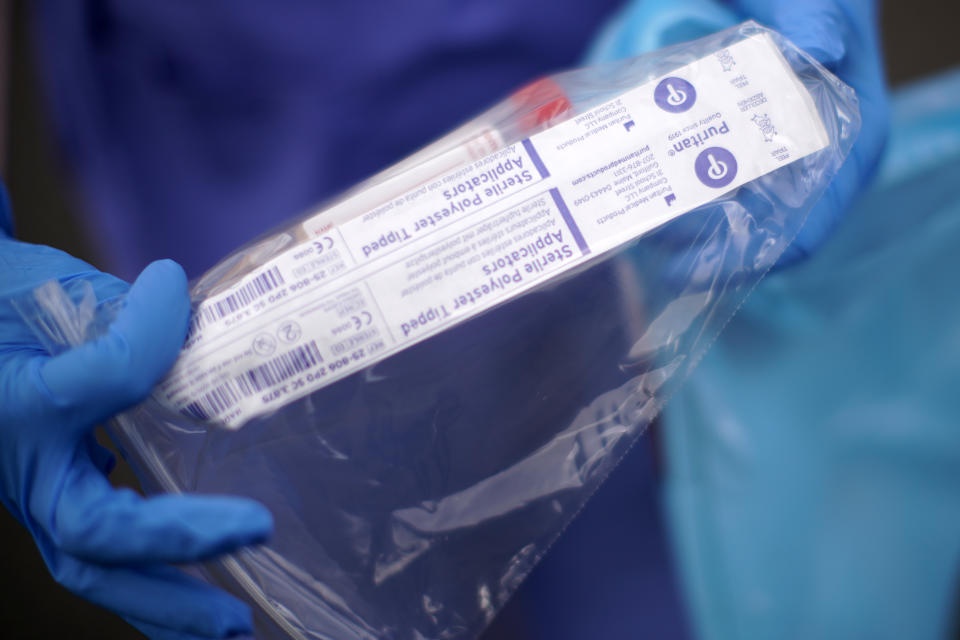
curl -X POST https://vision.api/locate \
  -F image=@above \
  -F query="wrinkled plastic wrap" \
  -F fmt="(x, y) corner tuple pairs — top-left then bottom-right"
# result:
(18, 22), (859, 640)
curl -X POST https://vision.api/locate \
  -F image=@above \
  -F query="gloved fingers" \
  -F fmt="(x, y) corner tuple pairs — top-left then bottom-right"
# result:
(777, 145), (883, 265)
(0, 238), (125, 299)
(585, 0), (854, 67)
(52, 455), (272, 565)
(586, 0), (738, 63)
(726, 0), (890, 264)
(64, 269), (131, 306)
(776, 172), (844, 265)
(38, 259), (191, 433)
(731, 0), (849, 65)
(50, 556), (254, 638)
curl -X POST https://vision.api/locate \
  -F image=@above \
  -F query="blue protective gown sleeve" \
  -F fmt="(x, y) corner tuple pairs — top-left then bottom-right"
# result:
(0, 184), (274, 639)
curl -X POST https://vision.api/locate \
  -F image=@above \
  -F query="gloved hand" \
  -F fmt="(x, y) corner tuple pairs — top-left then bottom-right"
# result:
(0, 191), (273, 639)
(587, 0), (890, 265)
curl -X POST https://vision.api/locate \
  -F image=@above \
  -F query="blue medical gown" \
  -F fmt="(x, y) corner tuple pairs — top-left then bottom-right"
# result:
(659, 69), (960, 639)
(32, 0), (623, 281)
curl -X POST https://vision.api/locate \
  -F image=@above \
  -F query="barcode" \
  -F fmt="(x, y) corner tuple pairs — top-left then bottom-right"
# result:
(182, 340), (323, 421)
(235, 341), (323, 396)
(183, 382), (240, 421)
(190, 267), (285, 335)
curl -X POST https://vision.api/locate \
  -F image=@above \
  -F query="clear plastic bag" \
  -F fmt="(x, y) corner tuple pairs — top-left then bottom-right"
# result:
(18, 21), (859, 640)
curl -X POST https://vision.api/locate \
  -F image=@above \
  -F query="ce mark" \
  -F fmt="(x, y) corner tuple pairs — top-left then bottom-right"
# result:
(313, 236), (334, 254)
(351, 311), (372, 330)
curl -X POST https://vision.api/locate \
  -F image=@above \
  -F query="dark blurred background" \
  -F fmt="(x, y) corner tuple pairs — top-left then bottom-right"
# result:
(1, 0), (959, 638)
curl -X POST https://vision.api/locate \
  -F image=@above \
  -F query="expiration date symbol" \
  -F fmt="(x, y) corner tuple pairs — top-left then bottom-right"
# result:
(252, 332), (277, 356)
(277, 321), (302, 344)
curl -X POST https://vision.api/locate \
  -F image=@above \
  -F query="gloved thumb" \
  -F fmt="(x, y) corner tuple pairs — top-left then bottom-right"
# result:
(753, 0), (848, 66)
(39, 260), (190, 433)
(585, 0), (737, 64)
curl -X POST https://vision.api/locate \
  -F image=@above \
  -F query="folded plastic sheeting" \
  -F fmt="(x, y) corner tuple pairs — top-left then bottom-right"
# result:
(18, 22), (859, 640)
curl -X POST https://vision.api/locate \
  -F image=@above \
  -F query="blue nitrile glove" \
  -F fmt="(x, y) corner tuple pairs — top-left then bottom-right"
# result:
(0, 193), (272, 639)
(587, 0), (890, 265)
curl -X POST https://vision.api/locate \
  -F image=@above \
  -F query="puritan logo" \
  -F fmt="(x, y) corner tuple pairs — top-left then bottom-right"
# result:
(671, 121), (730, 154)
